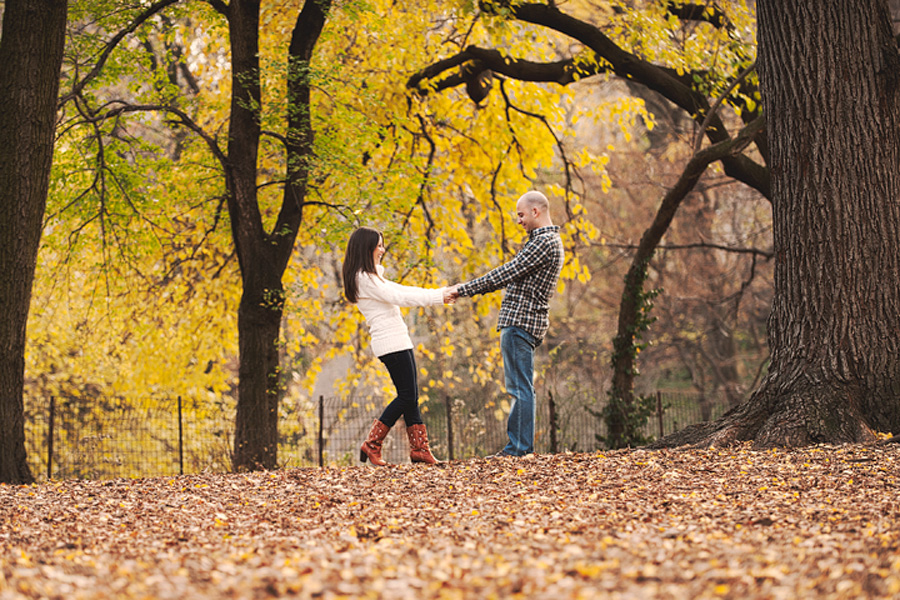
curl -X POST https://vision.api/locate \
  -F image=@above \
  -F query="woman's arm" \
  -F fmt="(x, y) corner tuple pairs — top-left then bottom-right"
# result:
(358, 272), (445, 307)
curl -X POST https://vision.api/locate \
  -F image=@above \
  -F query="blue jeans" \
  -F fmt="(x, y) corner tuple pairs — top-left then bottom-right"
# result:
(500, 326), (538, 456)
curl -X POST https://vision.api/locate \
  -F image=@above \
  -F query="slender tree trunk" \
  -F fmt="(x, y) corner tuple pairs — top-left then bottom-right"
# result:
(656, 0), (900, 448)
(228, 0), (331, 471)
(0, 0), (67, 484)
(607, 118), (763, 447)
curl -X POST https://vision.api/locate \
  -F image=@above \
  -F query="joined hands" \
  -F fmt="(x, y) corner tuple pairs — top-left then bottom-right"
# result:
(443, 284), (460, 305)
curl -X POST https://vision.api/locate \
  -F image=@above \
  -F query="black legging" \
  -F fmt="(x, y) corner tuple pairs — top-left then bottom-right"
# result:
(377, 348), (423, 427)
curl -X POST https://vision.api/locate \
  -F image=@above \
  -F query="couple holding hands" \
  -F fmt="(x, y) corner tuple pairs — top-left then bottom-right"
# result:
(341, 191), (565, 466)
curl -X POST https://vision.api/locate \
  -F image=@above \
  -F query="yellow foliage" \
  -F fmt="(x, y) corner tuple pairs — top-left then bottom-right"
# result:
(27, 0), (757, 441)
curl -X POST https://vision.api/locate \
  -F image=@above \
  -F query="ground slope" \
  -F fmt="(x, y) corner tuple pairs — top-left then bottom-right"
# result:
(1, 445), (899, 598)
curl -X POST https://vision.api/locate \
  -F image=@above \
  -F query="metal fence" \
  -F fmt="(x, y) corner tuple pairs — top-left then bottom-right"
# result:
(23, 390), (731, 481)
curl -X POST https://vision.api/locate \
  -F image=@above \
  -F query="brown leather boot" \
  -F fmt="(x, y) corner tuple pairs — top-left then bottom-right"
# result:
(407, 424), (438, 464)
(360, 420), (391, 466)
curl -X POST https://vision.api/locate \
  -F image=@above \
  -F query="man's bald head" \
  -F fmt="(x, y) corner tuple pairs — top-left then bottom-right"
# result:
(518, 190), (549, 212)
(515, 190), (553, 233)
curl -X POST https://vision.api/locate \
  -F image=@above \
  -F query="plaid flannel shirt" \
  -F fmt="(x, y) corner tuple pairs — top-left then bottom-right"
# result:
(457, 225), (564, 341)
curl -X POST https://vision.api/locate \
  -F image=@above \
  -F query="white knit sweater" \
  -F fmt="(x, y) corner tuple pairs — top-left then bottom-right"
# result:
(355, 265), (445, 357)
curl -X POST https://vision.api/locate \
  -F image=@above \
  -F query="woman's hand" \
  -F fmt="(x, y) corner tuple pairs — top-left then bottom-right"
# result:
(443, 285), (460, 305)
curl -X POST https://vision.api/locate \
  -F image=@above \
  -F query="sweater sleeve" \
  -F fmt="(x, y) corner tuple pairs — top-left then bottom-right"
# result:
(358, 272), (445, 307)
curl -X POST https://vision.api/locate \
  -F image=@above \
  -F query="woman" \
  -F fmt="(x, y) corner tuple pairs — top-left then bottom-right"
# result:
(341, 226), (454, 466)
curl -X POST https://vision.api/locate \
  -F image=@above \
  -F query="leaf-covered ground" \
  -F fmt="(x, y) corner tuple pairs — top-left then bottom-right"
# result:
(2, 444), (899, 599)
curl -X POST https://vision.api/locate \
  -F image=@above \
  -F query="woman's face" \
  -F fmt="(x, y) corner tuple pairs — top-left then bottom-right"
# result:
(373, 235), (386, 265)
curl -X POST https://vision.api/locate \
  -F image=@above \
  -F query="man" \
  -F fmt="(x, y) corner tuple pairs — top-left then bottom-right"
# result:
(448, 190), (565, 457)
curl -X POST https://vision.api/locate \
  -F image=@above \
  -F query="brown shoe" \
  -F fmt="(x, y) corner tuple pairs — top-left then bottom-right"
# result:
(360, 420), (391, 466)
(407, 424), (439, 464)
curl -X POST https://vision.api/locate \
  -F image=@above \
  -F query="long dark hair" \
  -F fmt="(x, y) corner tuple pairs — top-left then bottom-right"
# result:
(342, 227), (382, 303)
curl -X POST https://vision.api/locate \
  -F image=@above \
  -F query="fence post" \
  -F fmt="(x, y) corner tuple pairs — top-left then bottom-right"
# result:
(657, 390), (664, 438)
(318, 395), (324, 468)
(178, 396), (184, 475)
(47, 395), (55, 480)
(548, 389), (558, 454)
(444, 394), (454, 461)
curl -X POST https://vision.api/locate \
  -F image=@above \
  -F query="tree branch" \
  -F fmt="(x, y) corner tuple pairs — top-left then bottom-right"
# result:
(694, 61), (757, 154)
(497, 78), (582, 218)
(204, 0), (229, 15)
(603, 240), (773, 260)
(93, 101), (227, 172)
(58, 0), (183, 108)
(409, 2), (771, 198)
(665, 2), (733, 30)
(404, 114), (437, 240)
(409, 47), (579, 93)
(270, 0), (333, 274)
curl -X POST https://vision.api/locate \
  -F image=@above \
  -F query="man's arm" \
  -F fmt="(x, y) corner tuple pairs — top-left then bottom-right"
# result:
(457, 239), (548, 297)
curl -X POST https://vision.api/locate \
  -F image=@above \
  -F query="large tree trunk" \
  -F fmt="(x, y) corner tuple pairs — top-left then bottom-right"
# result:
(0, 0), (67, 484)
(656, 0), (900, 448)
(225, 0), (285, 471)
(233, 281), (284, 471)
(229, 0), (330, 471)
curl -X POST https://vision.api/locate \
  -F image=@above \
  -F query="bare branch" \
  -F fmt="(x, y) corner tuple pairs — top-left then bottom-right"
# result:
(404, 114), (437, 240)
(603, 240), (773, 260)
(497, 78), (583, 220)
(610, 115), (766, 414)
(694, 61), (757, 154)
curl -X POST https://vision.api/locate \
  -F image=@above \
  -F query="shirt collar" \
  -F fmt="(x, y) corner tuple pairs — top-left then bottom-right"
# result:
(529, 225), (559, 239)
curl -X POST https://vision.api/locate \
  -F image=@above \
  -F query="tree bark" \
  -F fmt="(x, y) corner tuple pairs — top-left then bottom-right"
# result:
(0, 0), (67, 484)
(229, 0), (331, 471)
(655, 0), (900, 448)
